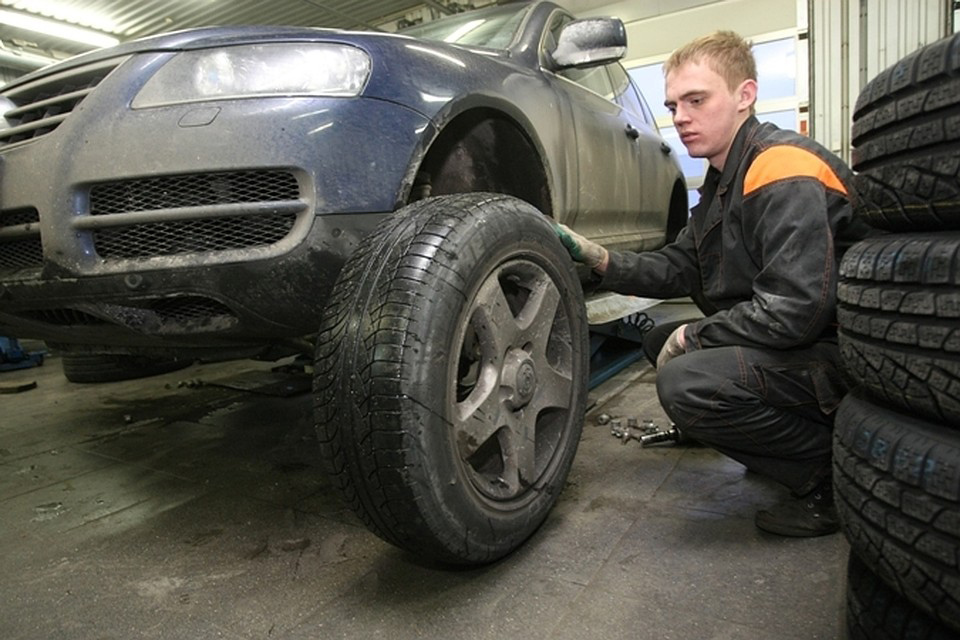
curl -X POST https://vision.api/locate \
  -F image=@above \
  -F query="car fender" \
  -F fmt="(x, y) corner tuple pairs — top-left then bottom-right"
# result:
(394, 89), (568, 215)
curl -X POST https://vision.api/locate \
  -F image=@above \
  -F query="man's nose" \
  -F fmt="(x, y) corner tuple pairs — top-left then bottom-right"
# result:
(673, 105), (690, 125)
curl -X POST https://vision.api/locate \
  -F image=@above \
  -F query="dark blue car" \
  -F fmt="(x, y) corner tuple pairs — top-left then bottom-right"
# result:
(0, 0), (685, 564)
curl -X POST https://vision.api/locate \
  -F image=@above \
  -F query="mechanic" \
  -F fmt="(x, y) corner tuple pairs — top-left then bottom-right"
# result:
(556, 30), (870, 537)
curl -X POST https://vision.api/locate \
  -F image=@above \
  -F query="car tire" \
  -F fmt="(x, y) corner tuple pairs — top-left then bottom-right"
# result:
(846, 551), (955, 640)
(313, 193), (589, 565)
(833, 389), (960, 630)
(60, 353), (191, 383)
(851, 31), (960, 231)
(837, 232), (960, 428)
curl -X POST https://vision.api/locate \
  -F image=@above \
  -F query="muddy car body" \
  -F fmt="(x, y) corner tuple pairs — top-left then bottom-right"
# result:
(0, 1), (685, 362)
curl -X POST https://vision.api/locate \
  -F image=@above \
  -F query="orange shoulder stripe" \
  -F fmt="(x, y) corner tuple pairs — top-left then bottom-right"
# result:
(743, 145), (847, 197)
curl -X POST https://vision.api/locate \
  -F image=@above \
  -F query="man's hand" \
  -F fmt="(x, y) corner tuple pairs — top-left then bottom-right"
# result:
(553, 223), (609, 272)
(657, 324), (688, 369)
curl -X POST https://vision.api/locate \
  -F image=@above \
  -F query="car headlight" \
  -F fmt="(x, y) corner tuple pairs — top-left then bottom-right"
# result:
(132, 43), (371, 108)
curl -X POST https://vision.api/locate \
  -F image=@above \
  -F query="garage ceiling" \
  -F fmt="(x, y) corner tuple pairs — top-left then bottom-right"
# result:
(0, 0), (464, 61)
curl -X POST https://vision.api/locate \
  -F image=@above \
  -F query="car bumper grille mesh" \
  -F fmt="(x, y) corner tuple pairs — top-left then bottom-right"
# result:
(14, 296), (237, 333)
(0, 58), (122, 147)
(150, 296), (235, 325)
(87, 169), (303, 259)
(89, 169), (301, 215)
(92, 213), (298, 259)
(19, 308), (106, 326)
(0, 207), (42, 271)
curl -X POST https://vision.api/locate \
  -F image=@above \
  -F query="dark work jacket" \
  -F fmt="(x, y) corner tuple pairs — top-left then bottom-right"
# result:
(601, 116), (870, 351)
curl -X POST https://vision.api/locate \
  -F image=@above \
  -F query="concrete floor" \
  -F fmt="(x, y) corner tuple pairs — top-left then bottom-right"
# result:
(1, 340), (850, 639)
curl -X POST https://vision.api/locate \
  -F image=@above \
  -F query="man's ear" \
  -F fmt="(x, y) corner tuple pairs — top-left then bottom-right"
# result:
(737, 78), (758, 112)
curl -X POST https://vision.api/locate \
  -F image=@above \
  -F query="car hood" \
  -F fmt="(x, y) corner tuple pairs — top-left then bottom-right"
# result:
(6, 25), (510, 90)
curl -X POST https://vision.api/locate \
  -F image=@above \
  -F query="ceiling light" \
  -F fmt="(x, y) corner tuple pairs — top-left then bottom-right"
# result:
(0, 9), (119, 48)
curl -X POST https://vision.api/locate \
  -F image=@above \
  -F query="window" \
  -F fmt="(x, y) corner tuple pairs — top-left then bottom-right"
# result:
(608, 63), (650, 122)
(628, 63), (668, 120)
(560, 65), (615, 99)
(541, 12), (574, 65)
(758, 108), (797, 130)
(754, 38), (796, 102)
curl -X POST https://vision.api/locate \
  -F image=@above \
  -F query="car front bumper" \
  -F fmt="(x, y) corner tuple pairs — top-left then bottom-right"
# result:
(0, 52), (434, 354)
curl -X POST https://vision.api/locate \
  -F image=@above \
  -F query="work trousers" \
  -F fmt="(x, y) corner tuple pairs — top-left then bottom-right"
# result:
(643, 320), (847, 495)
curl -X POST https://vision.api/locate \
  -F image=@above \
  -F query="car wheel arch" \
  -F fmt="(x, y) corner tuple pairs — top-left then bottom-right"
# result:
(405, 104), (555, 217)
(665, 179), (689, 243)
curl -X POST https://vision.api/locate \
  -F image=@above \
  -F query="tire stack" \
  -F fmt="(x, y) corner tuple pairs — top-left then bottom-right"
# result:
(835, 31), (960, 639)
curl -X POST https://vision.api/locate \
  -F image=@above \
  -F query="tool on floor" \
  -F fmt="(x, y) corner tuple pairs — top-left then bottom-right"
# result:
(609, 417), (659, 444)
(608, 417), (683, 447)
(639, 425), (683, 447)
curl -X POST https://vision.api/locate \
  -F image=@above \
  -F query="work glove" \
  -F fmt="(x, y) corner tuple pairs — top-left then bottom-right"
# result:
(657, 324), (688, 370)
(553, 223), (609, 271)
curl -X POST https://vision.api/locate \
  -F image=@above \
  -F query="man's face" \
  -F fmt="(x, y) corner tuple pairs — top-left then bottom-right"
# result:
(664, 60), (755, 170)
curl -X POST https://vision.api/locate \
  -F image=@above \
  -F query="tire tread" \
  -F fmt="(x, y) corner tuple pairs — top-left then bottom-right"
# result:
(851, 32), (960, 230)
(834, 392), (960, 630)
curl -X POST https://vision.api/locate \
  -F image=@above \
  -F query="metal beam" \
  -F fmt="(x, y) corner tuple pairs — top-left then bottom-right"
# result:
(297, 0), (386, 31)
(422, 1), (455, 15)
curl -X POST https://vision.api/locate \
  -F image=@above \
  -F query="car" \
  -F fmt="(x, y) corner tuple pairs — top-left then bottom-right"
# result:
(0, 0), (686, 563)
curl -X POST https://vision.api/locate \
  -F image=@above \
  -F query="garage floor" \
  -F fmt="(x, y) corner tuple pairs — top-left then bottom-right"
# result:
(1, 333), (849, 639)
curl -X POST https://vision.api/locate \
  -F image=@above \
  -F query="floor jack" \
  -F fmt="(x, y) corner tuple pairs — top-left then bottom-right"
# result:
(0, 336), (45, 372)
(587, 311), (654, 389)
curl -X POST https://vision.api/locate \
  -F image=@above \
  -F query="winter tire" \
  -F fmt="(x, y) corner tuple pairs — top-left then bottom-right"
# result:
(837, 233), (960, 428)
(313, 193), (589, 565)
(60, 352), (190, 383)
(847, 551), (955, 640)
(834, 390), (960, 630)
(851, 31), (960, 231)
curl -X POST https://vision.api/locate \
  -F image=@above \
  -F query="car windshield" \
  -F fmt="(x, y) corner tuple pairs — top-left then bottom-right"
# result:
(398, 4), (531, 50)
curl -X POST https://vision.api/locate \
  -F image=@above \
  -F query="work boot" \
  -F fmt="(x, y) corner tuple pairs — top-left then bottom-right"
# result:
(754, 478), (839, 537)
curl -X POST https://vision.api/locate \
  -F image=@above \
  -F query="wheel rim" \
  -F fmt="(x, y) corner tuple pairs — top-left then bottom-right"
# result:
(451, 257), (575, 502)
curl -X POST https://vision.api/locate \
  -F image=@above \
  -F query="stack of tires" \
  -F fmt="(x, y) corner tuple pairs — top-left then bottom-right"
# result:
(835, 31), (960, 639)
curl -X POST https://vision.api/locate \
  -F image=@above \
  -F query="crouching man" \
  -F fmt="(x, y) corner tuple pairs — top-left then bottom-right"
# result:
(557, 31), (870, 537)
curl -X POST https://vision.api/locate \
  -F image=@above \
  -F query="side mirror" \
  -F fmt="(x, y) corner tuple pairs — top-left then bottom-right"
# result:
(551, 17), (627, 69)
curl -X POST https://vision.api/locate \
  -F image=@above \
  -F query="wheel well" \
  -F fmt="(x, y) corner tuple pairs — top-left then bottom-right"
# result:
(410, 109), (552, 216)
(665, 181), (689, 243)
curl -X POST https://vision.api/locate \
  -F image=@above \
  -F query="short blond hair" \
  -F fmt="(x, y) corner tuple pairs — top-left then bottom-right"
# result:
(665, 30), (757, 97)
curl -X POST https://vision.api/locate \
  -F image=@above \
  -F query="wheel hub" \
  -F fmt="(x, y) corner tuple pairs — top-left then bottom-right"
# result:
(503, 348), (537, 410)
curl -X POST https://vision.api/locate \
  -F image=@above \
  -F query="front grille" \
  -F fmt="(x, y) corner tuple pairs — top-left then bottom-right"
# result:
(0, 59), (122, 147)
(0, 207), (42, 271)
(86, 169), (303, 260)
(93, 213), (298, 259)
(90, 170), (301, 215)
(15, 296), (238, 334)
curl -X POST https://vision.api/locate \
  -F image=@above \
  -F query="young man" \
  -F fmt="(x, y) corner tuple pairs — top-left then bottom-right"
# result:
(557, 31), (869, 537)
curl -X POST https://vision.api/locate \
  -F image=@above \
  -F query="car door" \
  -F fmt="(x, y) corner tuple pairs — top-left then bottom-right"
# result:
(539, 13), (643, 238)
(606, 62), (677, 251)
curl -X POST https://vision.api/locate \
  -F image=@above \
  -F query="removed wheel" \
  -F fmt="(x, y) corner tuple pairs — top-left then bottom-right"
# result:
(834, 389), (960, 630)
(851, 31), (960, 230)
(313, 193), (589, 565)
(847, 551), (955, 640)
(60, 352), (191, 383)
(837, 233), (960, 428)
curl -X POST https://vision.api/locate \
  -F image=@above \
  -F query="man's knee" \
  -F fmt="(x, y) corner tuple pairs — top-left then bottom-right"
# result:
(654, 353), (699, 415)
(654, 347), (744, 419)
